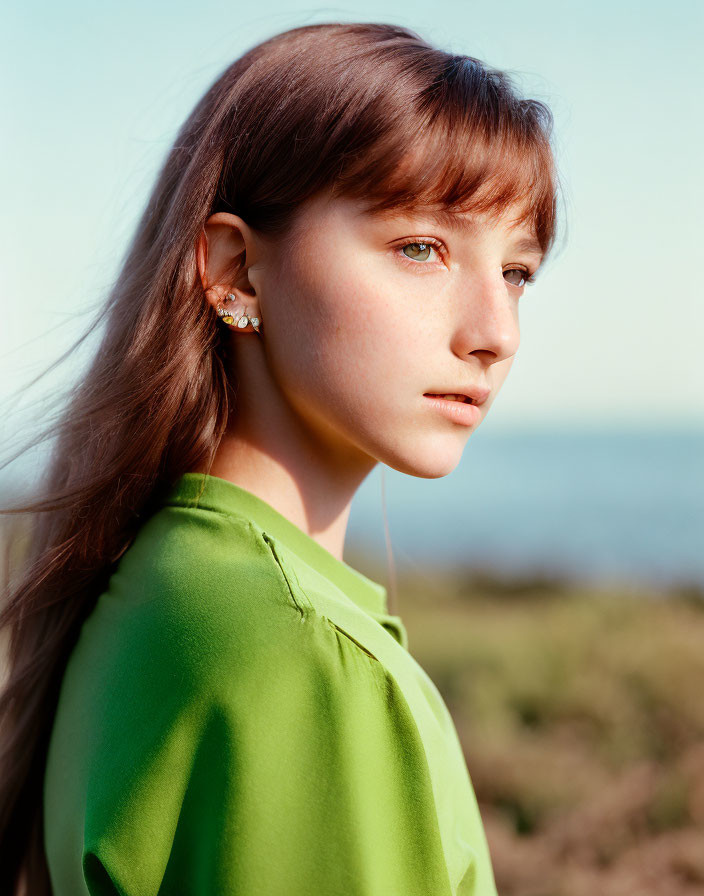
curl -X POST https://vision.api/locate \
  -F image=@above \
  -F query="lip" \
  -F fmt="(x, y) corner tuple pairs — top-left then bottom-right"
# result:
(423, 385), (491, 406)
(423, 394), (482, 426)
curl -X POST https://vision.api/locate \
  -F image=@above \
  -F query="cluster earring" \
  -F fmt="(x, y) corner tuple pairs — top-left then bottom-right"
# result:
(216, 293), (262, 334)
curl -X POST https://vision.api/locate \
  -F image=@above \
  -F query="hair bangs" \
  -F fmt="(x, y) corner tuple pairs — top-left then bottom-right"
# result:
(331, 54), (559, 256)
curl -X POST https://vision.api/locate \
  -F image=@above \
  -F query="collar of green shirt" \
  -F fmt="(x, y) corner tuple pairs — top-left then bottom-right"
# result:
(161, 472), (390, 618)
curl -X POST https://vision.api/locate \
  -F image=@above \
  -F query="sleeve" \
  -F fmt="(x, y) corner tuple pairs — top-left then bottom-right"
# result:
(80, 538), (453, 895)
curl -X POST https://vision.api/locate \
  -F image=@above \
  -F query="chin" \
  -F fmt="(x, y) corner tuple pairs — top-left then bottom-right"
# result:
(381, 438), (467, 479)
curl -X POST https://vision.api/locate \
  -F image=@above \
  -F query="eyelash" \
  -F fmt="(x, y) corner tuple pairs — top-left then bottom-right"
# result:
(395, 237), (538, 285)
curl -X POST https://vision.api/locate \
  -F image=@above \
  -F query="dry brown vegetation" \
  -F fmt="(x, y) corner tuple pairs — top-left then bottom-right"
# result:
(388, 562), (704, 896)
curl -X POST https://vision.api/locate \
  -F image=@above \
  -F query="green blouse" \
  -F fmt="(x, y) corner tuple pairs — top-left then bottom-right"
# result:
(43, 472), (499, 895)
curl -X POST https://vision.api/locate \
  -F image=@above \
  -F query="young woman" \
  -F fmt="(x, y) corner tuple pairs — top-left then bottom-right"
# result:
(0, 20), (560, 896)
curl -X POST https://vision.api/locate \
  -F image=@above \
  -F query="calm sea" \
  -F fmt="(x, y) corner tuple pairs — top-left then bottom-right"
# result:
(2, 427), (702, 592)
(350, 427), (704, 592)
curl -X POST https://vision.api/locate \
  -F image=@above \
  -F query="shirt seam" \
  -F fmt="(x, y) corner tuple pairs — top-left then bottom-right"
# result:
(167, 505), (311, 618)
(258, 531), (312, 618)
(258, 532), (390, 699)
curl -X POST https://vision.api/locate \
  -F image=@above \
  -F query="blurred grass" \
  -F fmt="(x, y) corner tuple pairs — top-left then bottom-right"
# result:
(370, 559), (704, 896)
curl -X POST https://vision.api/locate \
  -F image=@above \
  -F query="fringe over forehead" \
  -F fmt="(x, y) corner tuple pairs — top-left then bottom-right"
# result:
(214, 23), (559, 257)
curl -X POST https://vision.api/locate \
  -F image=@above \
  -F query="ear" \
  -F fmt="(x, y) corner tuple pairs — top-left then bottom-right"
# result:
(196, 212), (261, 316)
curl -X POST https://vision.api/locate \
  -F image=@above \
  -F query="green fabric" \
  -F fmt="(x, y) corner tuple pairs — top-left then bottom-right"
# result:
(43, 472), (499, 895)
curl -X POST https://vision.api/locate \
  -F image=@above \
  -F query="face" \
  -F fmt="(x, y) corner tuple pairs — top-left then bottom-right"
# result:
(243, 189), (543, 479)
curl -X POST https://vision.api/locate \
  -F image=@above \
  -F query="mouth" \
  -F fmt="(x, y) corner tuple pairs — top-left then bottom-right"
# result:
(424, 384), (491, 406)
(422, 392), (482, 427)
(423, 393), (475, 404)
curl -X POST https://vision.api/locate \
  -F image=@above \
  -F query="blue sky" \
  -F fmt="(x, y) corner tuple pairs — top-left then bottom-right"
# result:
(3, 0), (702, 434)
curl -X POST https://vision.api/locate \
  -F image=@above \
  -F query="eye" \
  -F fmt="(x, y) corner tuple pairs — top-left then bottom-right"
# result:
(397, 238), (444, 265)
(503, 267), (537, 288)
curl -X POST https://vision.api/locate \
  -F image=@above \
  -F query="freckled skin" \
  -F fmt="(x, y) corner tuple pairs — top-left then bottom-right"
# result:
(194, 188), (534, 559)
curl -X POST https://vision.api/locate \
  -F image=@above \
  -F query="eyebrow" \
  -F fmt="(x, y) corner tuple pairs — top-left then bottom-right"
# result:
(510, 236), (545, 260)
(412, 208), (545, 261)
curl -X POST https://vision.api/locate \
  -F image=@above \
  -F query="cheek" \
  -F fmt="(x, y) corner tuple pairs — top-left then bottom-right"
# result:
(265, 254), (423, 453)
(276, 242), (408, 386)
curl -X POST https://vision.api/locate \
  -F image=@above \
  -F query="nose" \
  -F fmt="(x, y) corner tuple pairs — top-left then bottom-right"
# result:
(450, 272), (521, 364)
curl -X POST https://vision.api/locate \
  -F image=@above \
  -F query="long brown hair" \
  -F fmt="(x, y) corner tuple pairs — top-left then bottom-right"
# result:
(0, 21), (562, 894)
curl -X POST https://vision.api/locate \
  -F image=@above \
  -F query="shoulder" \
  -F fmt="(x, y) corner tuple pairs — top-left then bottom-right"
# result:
(101, 501), (376, 701)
